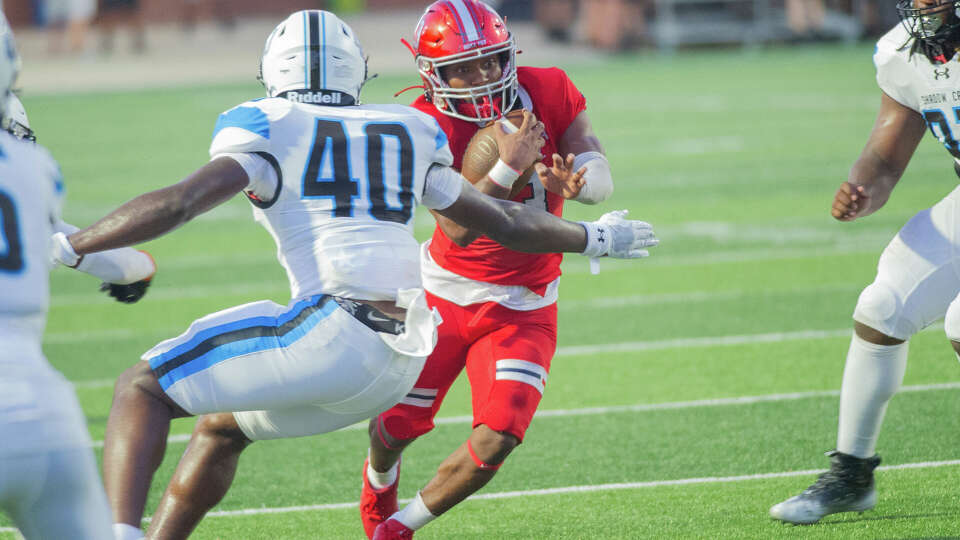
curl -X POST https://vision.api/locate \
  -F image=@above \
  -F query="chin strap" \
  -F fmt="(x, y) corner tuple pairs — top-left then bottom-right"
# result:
(393, 84), (426, 98)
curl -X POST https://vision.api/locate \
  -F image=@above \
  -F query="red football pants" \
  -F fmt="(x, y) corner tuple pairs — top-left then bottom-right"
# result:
(378, 291), (557, 442)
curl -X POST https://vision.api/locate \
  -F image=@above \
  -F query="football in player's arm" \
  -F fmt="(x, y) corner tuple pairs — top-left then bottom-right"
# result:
(770, 0), (960, 525)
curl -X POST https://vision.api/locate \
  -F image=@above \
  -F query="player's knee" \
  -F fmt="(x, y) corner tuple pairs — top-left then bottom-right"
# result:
(113, 362), (155, 400)
(194, 413), (252, 451)
(854, 282), (910, 341)
(113, 361), (183, 415)
(944, 296), (960, 346)
(469, 425), (519, 465)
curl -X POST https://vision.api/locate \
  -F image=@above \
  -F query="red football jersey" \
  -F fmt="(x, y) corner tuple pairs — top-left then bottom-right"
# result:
(413, 66), (587, 290)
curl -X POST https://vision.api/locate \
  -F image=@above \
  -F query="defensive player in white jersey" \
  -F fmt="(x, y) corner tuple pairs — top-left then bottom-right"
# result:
(4, 93), (157, 301)
(770, 0), (960, 524)
(0, 12), (115, 540)
(54, 11), (658, 540)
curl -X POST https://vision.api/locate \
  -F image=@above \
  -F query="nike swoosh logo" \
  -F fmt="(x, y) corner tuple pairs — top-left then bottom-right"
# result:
(367, 312), (393, 323)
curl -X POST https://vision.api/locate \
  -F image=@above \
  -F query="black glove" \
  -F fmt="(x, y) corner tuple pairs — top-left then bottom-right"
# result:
(100, 278), (152, 304)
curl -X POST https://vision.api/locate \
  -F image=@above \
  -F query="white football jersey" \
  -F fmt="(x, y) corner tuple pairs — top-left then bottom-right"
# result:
(210, 98), (455, 301)
(876, 24), (960, 161)
(0, 131), (62, 361)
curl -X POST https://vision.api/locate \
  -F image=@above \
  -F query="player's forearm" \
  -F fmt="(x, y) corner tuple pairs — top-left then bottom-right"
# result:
(68, 187), (194, 255)
(487, 200), (587, 254)
(434, 211), (482, 247)
(69, 159), (248, 255)
(55, 220), (155, 282)
(847, 150), (902, 216)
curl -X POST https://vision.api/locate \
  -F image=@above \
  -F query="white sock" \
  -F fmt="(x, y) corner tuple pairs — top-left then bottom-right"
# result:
(836, 332), (908, 458)
(366, 456), (399, 490)
(393, 492), (436, 531)
(113, 523), (144, 540)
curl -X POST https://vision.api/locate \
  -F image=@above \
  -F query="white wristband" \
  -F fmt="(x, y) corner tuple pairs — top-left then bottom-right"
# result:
(578, 221), (610, 258)
(51, 232), (82, 267)
(486, 159), (522, 189)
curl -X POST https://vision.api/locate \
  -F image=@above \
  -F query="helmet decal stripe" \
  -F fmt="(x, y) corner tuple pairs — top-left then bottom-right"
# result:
(302, 11), (309, 89)
(463, 0), (484, 31)
(308, 11), (321, 90)
(449, 0), (480, 42)
(320, 11), (327, 90)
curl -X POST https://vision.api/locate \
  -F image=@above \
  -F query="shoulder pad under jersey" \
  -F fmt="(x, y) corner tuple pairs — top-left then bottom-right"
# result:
(209, 98), (294, 157)
(874, 25), (921, 111)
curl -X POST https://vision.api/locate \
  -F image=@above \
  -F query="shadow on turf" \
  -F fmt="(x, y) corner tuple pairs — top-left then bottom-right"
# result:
(784, 510), (960, 537)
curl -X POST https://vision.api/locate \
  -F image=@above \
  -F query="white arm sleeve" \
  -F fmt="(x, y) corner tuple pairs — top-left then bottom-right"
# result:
(572, 151), (614, 205)
(53, 221), (156, 284)
(212, 152), (279, 202)
(422, 164), (464, 210)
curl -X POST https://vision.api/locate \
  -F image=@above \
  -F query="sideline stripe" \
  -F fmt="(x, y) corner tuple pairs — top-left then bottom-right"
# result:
(2, 459), (956, 533)
(88, 381), (960, 448)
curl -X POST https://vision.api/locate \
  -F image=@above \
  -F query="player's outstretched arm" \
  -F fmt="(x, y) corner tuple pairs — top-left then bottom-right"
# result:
(434, 176), (657, 257)
(835, 91), (926, 221)
(63, 157), (249, 256)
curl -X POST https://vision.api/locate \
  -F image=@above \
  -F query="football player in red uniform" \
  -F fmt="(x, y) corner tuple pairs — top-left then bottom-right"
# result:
(362, 2), (619, 538)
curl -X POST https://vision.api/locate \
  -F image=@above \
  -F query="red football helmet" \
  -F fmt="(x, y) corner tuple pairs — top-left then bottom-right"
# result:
(409, 0), (518, 123)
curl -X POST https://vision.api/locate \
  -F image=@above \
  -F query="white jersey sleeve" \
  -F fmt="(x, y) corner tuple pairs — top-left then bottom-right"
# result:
(422, 165), (464, 210)
(209, 99), (294, 156)
(874, 25), (920, 111)
(209, 99), (289, 204)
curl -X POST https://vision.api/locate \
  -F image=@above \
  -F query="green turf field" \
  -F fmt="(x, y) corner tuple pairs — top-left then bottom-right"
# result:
(6, 42), (960, 539)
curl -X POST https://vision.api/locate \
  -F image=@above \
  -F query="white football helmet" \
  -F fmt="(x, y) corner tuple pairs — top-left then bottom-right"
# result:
(4, 93), (34, 142)
(258, 10), (367, 106)
(0, 10), (20, 123)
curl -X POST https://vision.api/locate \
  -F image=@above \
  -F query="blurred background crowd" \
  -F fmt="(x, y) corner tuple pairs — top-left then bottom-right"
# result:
(0, 0), (901, 57)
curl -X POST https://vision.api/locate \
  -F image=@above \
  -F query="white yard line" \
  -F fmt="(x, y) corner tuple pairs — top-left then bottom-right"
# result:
(66, 323), (942, 388)
(51, 282), (858, 309)
(87, 381), (960, 449)
(57, 242), (881, 276)
(3, 458), (952, 533)
(554, 328), (854, 356)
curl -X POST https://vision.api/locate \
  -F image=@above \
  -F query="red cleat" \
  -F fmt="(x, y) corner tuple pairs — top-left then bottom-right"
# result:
(372, 518), (414, 540)
(360, 458), (400, 539)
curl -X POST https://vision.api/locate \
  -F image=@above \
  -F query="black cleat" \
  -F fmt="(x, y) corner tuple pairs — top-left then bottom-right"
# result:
(770, 450), (881, 524)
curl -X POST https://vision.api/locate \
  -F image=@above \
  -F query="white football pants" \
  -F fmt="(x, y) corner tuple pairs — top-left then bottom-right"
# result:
(143, 289), (438, 440)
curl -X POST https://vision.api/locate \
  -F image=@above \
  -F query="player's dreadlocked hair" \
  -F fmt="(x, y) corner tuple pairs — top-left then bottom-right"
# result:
(898, 0), (960, 63)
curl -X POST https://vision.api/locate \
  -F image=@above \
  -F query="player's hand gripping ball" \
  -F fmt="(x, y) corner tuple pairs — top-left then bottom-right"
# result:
(460, 109), (541, 199)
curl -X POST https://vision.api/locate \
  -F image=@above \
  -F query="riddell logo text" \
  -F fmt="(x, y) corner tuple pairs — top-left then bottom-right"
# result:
(285, 91), (344, 104)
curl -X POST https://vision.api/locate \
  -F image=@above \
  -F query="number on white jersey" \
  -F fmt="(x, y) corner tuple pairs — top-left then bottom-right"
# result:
(922, 108), (960, 159)
(301, 120), (415, 223)
(0, 189), (23, 272)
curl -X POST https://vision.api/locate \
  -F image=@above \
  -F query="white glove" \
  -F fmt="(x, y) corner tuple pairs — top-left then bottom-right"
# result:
(50, 230), (156, 284)
(580, 210), (658, 259)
